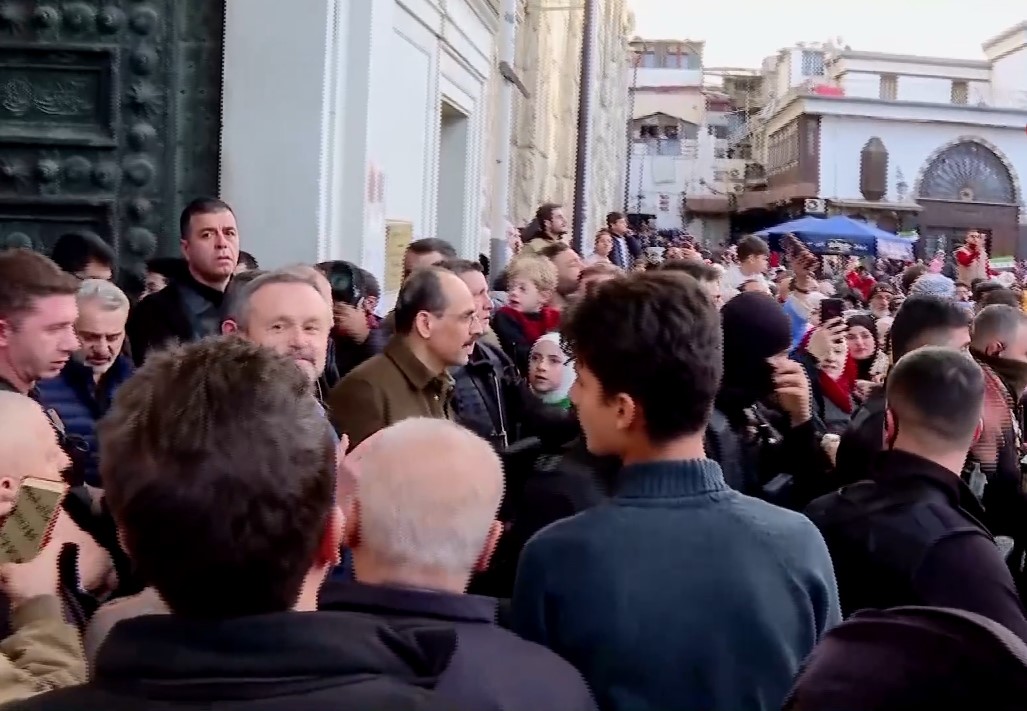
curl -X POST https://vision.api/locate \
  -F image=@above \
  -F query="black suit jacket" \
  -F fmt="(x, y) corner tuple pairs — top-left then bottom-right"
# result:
(625, 234), (642, 259)
(125, 284), (193, 366)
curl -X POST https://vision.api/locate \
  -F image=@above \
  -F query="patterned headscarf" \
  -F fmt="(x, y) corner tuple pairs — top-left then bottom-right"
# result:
(971, 353), (1025, 491)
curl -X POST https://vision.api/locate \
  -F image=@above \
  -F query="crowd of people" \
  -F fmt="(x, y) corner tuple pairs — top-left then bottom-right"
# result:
(0, 196), (1026, 710)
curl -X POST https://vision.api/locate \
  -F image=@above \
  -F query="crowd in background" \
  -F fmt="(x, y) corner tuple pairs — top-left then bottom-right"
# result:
(0, 197), (1025, 710)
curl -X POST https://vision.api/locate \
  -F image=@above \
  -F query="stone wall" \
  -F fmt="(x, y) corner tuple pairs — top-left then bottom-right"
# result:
(503, 0), (630, 240)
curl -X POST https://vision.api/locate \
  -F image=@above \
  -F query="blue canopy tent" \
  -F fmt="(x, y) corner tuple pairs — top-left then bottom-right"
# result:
(757, 215), (889, 257)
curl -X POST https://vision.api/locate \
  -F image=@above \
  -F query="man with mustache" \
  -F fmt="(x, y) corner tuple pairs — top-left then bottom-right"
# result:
(37, 280), (133, 488)
(221, 270), (331, 386)
(328, 266), (483, 450)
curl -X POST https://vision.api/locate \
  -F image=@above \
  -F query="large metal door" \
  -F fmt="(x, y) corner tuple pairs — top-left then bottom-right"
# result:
(0, 0), (223, 288)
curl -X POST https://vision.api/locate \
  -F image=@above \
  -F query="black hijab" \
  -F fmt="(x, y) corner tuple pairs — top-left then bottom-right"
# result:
(846, 313), (879, 380)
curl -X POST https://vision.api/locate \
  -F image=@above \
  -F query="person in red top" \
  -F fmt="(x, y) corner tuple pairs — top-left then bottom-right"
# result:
(955, 230), (995, 284)
(492, 255), (561, 376)
(845, 260), (876, 302)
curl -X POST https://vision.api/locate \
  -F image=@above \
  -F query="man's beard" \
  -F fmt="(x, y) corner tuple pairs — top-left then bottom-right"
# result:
(74, 351), (113, 375)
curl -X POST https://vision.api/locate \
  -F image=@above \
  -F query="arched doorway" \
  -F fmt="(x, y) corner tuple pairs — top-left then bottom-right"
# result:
(916, 138), (1021, 264)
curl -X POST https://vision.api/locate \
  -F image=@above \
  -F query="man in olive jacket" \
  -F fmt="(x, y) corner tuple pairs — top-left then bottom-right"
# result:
(328, 267), (483, 450)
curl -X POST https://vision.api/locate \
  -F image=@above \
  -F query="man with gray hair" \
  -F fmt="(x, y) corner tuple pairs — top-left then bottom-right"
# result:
(221, 269), (332, 384)
(38, 279), (134, 487)
(320, 418), (596, 711)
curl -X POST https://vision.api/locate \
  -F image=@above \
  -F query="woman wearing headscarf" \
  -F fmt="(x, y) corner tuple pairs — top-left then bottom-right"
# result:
(527, 333), (574, 409)
(472, 333), (615, 600)
(845, 313), (884, 398)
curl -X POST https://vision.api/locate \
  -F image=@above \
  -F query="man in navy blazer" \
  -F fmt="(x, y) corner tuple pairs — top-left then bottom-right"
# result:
(606, 211), (641, 268)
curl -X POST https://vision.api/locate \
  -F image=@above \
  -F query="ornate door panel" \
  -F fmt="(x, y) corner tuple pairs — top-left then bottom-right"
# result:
(0, 0), (223, 287)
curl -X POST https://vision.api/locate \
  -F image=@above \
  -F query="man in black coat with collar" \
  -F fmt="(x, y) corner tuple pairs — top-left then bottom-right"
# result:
(7, 337), (452, 711)
(806, 347), (1027, 641)
(126, 197), (240, 364)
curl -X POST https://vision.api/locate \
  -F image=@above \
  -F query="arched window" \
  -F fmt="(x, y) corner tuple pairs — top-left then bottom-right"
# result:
(919, 140), (1016, 203)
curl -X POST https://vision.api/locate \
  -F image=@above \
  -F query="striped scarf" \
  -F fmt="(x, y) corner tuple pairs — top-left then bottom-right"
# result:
(972, 354), (1026, 492)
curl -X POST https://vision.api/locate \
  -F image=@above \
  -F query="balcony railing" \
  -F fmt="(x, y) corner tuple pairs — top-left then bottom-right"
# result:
(780, 80), (1027, 111)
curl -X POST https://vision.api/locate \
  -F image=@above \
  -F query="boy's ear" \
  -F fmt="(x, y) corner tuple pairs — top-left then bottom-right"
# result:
(540, 288), (555, 306)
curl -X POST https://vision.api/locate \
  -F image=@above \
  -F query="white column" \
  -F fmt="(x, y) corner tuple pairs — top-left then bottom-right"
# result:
(332, 0), (395, 274)
(220, 0), (350, 267)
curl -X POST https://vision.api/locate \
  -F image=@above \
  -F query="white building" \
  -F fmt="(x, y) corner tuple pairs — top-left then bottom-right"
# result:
(740, 23), (1027, 258)
(221, 0), (500, 301)
(624, 39), (750, 247)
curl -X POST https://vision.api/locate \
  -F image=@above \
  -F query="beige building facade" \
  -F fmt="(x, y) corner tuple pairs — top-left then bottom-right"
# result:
(502, 0), (632, 242)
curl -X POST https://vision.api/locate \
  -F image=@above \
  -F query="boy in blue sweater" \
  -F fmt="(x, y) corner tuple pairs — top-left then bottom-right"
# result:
(511, 271), (841, 711)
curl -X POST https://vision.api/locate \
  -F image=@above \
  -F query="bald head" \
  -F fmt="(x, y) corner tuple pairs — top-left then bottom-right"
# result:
(0, 392), (69, 513)
(350, 418), (503, 581)
(0, 392), (57, 462)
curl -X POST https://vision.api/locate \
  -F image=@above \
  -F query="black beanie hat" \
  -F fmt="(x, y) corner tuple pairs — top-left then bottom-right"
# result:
(718, 293), (791, 410)
(721, 292), (791, 364)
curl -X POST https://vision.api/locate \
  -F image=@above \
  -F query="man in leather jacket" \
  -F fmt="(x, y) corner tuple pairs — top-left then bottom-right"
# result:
(806, 348), (1027, 640)
(835, 295), (971, 487)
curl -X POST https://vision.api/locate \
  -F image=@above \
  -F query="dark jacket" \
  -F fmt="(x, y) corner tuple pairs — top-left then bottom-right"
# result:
(708, 402), (834, 508)
(512, 458), (840, 711)
(805, 450), (1027, 642)
(784, 606), (1027, 711)
(3, 611), (454, 711)
(321, 582), (596, 711)
(471, 436), (617, 599)
(834, 384), (886, 486)
(792, 350), (853, 435)
(452, 340), (576, 450)
(36, 357), (134, 487)
(333, 327), (388, 380)
(327, 337), (454, 449)
(126, 274), (227, 365)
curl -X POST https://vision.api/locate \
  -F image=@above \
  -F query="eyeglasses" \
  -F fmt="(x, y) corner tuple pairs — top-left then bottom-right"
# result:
(429, 310), (481, 326)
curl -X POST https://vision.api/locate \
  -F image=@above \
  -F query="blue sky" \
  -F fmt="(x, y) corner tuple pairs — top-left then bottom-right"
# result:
(627, 1), (1025, 68)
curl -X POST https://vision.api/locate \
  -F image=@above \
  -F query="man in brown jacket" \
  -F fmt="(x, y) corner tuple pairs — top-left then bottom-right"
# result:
(328, 267), (483, 449)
